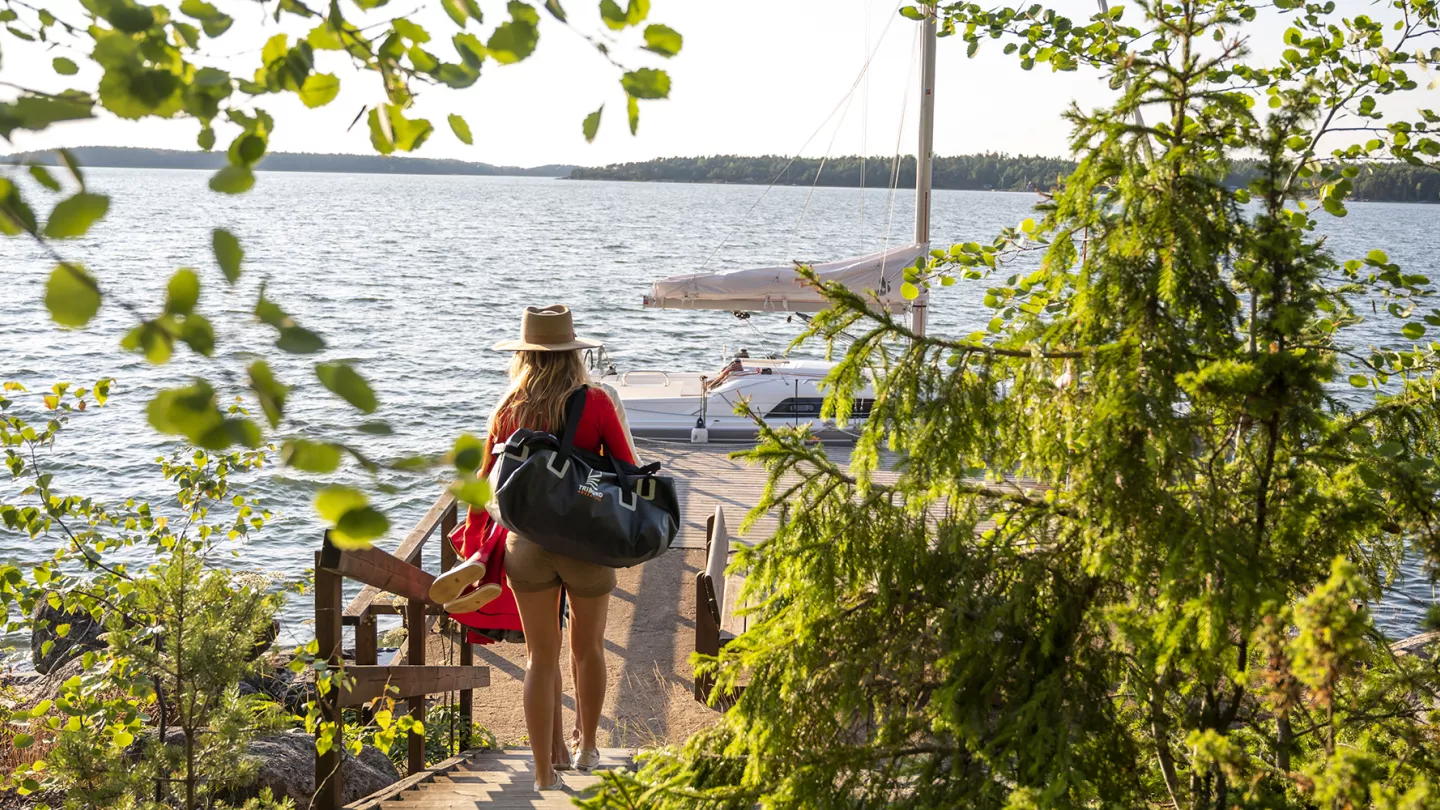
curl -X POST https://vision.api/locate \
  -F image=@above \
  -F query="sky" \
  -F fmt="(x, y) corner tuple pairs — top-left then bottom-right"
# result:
(3, 0), (1437, 168)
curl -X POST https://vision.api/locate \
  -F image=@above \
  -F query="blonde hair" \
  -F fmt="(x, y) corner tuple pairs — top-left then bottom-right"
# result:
(491, 350), (590, 439)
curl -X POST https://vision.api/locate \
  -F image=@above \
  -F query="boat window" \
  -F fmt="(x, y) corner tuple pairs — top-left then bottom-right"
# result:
(766, 398), (874, 418)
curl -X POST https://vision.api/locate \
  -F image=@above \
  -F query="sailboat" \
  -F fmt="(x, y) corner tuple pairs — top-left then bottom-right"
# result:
(596, 10), (939, 442)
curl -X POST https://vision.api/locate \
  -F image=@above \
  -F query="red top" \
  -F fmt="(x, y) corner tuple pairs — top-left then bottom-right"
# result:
(483, 387), (636, 475)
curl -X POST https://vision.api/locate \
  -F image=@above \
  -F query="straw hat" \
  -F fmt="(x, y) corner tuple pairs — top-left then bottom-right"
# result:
(492, 305), (603, 352)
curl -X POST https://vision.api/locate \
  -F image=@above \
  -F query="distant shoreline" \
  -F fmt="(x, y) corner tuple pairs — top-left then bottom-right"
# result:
(10, 146), (576, 178)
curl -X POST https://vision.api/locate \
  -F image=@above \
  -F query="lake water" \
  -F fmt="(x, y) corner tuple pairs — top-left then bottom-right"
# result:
(1, 168), (1437, 646)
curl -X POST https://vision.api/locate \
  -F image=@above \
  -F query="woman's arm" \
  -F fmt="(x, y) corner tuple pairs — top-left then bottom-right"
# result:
(594, 384), (640, 466)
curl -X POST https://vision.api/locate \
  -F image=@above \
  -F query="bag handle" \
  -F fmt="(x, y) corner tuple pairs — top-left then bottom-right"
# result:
(557, 386), (589, 462)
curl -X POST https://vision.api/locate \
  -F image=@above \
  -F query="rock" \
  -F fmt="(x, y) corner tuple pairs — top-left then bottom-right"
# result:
(230, 730), (400, 805)
(17, 656), (85, 707)
(1391, 630), (1440, 660)
(30, 601), (106, 675)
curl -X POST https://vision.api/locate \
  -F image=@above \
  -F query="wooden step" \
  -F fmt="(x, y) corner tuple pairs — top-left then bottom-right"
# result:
(348, 747), (635, 809)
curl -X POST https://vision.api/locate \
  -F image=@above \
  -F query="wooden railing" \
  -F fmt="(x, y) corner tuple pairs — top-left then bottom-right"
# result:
(313, 492), (489, 809)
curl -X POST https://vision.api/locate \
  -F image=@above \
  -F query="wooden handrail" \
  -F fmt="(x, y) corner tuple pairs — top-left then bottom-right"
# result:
(316, 491), (479, 810)
(343, 491), (456, 619)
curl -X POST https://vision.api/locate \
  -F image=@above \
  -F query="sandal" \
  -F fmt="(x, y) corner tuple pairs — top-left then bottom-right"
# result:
(534, 769), (565, 793)
(574, 746), (602, 772)
(429, 554), (487, 605)
(443, 582), (502, 614)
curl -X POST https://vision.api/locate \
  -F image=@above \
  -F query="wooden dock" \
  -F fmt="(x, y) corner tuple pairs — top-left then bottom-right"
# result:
(634, 437), (902, 550)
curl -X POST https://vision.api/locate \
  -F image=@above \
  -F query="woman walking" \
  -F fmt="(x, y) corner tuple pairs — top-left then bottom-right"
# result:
(482, 305), (636, 792)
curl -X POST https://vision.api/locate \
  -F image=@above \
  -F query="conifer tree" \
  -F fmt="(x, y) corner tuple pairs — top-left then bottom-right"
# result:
(588, 0), (1440, 807)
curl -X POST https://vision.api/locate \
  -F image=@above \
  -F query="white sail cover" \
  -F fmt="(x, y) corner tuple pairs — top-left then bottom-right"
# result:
(643, 244), (927, 313)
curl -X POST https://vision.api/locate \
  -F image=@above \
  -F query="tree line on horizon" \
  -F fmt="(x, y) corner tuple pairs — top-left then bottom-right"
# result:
(571, 153), (1440, 202)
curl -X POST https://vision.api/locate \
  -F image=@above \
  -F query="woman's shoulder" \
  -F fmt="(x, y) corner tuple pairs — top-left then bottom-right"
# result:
(584, 385), (618, 411)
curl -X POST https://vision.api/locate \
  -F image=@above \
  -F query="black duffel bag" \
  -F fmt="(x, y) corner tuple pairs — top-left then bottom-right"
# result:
(487, 386), (679, 568)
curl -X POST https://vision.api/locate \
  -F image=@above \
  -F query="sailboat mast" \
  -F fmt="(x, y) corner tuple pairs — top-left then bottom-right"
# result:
(912, 5), (937, 338)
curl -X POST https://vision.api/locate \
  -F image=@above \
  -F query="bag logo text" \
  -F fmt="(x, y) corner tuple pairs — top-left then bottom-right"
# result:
(578, 470), (605, 501)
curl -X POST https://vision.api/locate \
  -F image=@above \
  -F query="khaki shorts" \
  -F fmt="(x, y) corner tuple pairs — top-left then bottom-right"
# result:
(504, 533), (616, 598)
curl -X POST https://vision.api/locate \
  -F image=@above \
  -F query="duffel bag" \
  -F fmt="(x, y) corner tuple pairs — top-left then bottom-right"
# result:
(487, 386), (679, 568)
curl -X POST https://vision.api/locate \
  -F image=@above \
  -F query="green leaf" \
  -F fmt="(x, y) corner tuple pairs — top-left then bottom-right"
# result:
(1377, 441), (1405, 458)
(487, 2), (539, 64)
(583, 105), (602, 142)
(1020, 217), (1036, 234)
(29, 165), (61, 192)
(1349, 374), (1369, 387)
(148, 382), (261, 449)
(453, 433), (485, 473)
(316, 362), (379, 413)
(626, 95), (638, 135)
(180, 314), (215, 356)
(1402, 322), (1427, 340)
(213, 228), (243, 283)
(197, 126), (216, 150)
(315, 486), (366, 522)
(392, 18), (430, 42)
(209, 165), (255, 194)
(52, 57), (78, 75)
(625, 0), (649, 25)
(642, 23), (682, 57)
(450, 476), (490, 507)
(247, 360), (288, 427)
(544, 0), (566, 20)
(13, 734), (33, 750)
(43, 192), (109, 238)
(1367, 249), (1389, 265)
(449, 113), (473, 144)
(277, 326), (325, 354)
(45, 265), (101, 328)
(122, 322), (173, 364)
(621, 68), (670, 99)
(298, 73), (340, 108)
(901, 281), (920, 300)
(334, 507), (389, 547)
(442, 0), (471, 26)
(165, 268), (200, 316)
(283, 439), (342, 473)
(599, 0), (626, 29)
(900, 6), (924, 20)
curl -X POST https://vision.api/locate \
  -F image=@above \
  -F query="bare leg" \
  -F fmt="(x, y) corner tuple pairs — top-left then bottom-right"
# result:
(513, 587), (562, 787)
(551, 668), (571, 768)
(570, 651), (582, 750)
(568, 592), (611, 751)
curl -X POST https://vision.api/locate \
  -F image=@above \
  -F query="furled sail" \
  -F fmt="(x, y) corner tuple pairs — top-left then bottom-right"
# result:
(643, 244), (927, 313)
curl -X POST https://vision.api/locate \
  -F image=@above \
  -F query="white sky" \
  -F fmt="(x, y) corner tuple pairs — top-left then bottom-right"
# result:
(3, 0), (1437, 167)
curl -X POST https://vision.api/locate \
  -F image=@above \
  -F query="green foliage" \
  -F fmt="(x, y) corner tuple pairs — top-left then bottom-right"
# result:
(373, 702), (496, 772)
(572, 153), (1440, 201)
(588, 1), (1440, 808)
(0, 383), (286, 809)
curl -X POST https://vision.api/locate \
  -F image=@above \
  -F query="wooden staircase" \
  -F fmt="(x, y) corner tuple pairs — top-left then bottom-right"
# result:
(347, 748), (635, 809)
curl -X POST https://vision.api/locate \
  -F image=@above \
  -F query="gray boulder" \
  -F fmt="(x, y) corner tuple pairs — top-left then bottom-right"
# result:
(233, 730), (400, 805)
(30, 601), (106, 675)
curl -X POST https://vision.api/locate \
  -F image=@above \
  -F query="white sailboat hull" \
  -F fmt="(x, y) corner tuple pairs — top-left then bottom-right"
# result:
(600, 358), (872, 442)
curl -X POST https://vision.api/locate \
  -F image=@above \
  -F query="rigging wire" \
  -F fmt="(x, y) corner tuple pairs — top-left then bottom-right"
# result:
(882, 26), (921, 257)
(695, 0), (908, 274)
(860, 0), (871, 256)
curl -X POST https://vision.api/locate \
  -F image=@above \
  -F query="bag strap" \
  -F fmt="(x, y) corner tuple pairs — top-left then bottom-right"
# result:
(557, 386), (589, 461)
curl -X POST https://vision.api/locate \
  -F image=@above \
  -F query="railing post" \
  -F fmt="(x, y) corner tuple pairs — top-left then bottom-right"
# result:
(441, 501), (473, 750)
(406, 597), (427, 774)
(315, 546), (344, 809)
(440, 501), (458, 572)
(459, 635), (473, 750)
